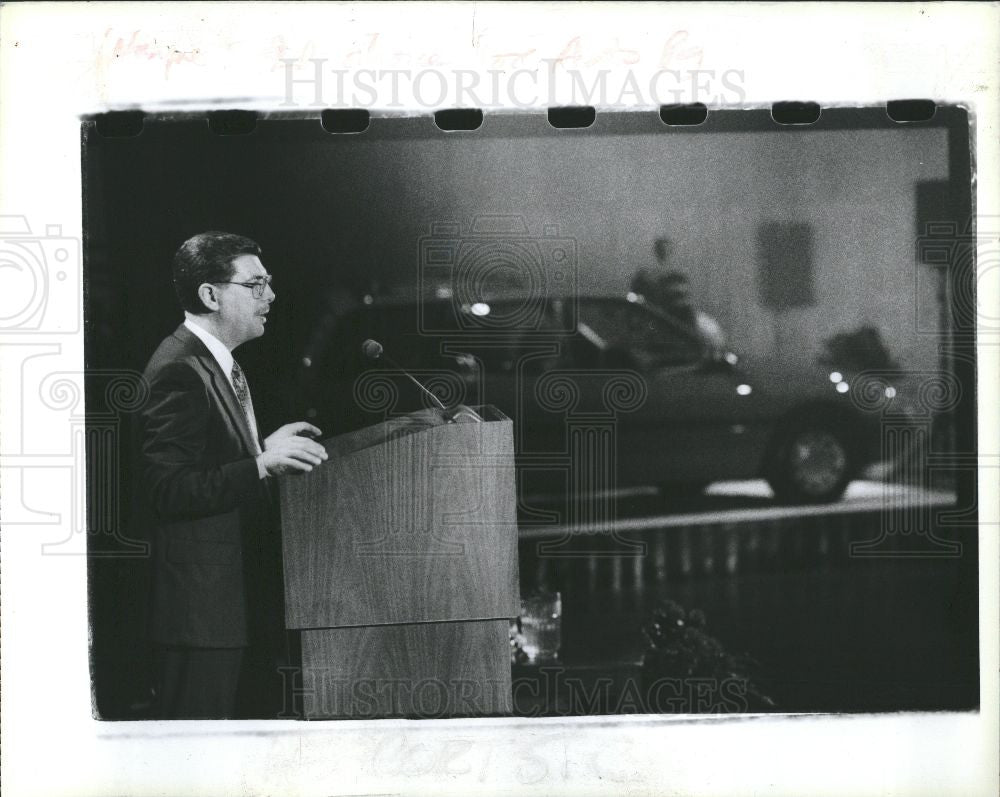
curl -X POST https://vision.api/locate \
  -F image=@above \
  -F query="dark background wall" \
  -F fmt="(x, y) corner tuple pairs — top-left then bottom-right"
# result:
(85, 111), (950, 435)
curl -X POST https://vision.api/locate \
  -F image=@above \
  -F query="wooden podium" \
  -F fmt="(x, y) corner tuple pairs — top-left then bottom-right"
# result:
(279, 406), (519, 719)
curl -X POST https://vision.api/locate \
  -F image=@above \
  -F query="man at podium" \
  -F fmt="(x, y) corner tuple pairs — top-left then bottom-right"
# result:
(139, 231), (328, 719)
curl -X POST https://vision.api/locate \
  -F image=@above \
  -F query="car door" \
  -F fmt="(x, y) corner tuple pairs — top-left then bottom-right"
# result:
(565, 298), (763, 487)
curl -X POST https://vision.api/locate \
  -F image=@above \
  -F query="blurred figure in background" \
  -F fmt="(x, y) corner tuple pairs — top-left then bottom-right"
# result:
(631, 268), (728, 361)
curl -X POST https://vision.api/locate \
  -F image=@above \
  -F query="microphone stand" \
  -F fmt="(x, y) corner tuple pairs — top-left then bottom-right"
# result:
(376, 352), (448, 411)
(365, 341), (482, 423)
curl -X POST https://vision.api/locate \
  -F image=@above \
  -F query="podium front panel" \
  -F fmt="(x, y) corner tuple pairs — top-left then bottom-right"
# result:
(280, 410), (519, 629)
(298, 620), (512, 719)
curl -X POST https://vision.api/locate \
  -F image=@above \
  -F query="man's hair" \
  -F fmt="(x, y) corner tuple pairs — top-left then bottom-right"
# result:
(172, 231), (262, 314)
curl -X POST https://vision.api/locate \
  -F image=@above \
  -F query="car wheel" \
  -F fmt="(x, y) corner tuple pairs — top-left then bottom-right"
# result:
(767, 424), (852, 504)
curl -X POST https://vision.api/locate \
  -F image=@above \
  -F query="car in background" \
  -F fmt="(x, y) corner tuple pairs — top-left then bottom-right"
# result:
(297, 293), (917, 504)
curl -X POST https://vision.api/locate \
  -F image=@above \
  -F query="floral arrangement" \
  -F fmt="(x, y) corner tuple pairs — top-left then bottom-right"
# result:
(640, 599), (775, 713)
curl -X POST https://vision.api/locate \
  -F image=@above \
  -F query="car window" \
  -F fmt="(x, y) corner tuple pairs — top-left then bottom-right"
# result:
(472, 300), (583, 375)
(578, 299), (703, 368)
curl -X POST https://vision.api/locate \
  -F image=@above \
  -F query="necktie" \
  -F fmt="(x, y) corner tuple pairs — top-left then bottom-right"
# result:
(231, 360), (261, 454)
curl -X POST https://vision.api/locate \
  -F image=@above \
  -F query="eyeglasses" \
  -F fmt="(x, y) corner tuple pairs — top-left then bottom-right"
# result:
(216, 275), (273, 299)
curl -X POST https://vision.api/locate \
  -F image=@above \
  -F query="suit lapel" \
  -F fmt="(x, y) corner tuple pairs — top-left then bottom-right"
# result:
(171, 324), (261, 457)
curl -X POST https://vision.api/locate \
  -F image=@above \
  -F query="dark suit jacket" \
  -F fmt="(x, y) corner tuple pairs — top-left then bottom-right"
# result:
(140, 323), (278, 648)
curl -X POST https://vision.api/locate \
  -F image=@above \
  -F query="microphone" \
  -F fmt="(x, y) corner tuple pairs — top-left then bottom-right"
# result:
(361, 338), (447, 411)
(361, 339), (384, 360)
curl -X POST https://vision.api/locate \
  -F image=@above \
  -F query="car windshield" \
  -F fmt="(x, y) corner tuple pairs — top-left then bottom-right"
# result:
(577, 299), (705, 369)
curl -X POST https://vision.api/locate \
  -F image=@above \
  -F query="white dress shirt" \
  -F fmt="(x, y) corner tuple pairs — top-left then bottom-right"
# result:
(184, 316), (268, 478)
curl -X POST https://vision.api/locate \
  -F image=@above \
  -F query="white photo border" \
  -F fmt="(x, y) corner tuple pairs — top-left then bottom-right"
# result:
(1, 2), (997, 796)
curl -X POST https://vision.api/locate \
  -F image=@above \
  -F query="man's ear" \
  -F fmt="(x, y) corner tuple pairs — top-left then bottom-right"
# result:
(196, 283), (221, 312)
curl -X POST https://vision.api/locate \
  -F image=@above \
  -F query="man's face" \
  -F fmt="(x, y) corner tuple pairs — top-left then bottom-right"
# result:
(215, 254), (275, 347)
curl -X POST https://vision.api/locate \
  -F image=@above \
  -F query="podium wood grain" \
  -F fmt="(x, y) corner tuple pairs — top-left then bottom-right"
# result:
(280, 408), (519, 718)
(280, 408), (519, 628)
(300, 620), (512, 718)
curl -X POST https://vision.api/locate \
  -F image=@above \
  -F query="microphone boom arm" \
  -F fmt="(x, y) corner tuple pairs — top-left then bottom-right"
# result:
(379, 352), (448, 411)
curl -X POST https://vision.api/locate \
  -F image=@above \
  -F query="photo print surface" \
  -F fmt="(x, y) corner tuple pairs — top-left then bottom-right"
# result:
(82, 106), (978, 721)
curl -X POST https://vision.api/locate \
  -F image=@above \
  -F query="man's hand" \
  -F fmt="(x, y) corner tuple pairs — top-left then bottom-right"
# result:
(265, 422), (323, 446)
(259, 422), (328, 476)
